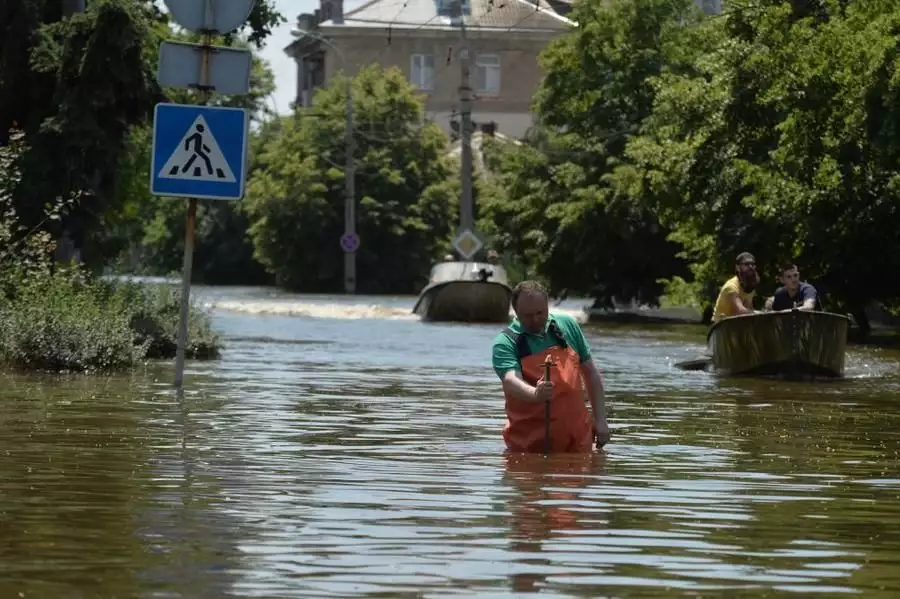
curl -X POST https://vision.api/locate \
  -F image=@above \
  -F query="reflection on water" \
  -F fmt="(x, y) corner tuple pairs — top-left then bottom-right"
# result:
(2, 288), (900, 597)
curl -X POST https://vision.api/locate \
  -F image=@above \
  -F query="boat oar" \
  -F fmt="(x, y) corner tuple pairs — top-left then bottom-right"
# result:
(543, 354), (553, 455)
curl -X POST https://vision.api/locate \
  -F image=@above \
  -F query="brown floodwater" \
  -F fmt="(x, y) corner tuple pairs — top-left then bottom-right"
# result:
(2, 286), (900, 598)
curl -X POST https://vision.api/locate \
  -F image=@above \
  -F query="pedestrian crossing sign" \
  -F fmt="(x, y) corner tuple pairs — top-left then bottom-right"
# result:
(150, 103), (249, 201)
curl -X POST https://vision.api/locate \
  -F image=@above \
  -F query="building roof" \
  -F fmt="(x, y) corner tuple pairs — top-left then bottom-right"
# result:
(321, 0), (574, 33)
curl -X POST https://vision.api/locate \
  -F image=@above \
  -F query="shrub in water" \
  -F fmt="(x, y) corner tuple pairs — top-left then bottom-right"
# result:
(105, 280), (221, 360)
(0, 269), (143, 372)
(0, 128), (221, 372)
(0, 274), (222, 372)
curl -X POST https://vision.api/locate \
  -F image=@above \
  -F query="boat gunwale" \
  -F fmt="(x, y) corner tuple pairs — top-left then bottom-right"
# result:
(708, 309), (852, 337)
(708, 309), (850, 379)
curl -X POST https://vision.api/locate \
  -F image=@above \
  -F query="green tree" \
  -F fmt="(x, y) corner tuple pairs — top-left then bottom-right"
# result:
(621, 1), (900, 329)
(476, 136), (550, 283)
(0, 0), (284, 272)
(9, 0), (161, 258)
(244, 65), (458, 293)
(478, 0), (706, 306)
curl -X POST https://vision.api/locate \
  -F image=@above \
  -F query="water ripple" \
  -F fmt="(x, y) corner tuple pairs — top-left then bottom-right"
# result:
(2, 294), (900, 597)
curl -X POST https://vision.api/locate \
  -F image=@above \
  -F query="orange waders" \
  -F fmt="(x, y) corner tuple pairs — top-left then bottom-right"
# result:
(502, 323), (594, 453)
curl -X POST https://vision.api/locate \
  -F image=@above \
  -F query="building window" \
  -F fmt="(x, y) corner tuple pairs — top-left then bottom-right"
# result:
(436, 0), (470, 17)
(410, 54), (435, 90)
(475, 54), (501, 95)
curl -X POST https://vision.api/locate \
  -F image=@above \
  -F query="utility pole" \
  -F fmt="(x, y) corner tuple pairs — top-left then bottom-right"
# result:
(155, 0), (255, 388)
(289, 29), (358, 293)
(455, 0), (474, 232)
(175, 6), (215, 390)
(344, 79), (356, 293)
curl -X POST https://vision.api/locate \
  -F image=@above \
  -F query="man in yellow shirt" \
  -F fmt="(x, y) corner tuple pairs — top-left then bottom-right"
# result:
(712, 252), (760, 322)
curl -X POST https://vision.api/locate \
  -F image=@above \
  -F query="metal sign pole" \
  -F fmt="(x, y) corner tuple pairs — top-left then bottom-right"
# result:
(162, 0), (254, 389)
(174, 196), (198, 388)
(173, 6), (215, 389)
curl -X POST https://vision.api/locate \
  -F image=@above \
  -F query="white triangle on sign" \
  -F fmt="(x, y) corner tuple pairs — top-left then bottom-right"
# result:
(158, 115), (236, 183)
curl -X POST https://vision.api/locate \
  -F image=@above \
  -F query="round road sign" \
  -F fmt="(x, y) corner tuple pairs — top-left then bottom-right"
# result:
(340, 232), (360, 253)
(164, 0), (257, 35)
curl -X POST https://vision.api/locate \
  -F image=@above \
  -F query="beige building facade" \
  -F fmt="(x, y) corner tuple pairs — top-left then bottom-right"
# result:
(284, 0), (723, 139)
(284, 0), (574, 139)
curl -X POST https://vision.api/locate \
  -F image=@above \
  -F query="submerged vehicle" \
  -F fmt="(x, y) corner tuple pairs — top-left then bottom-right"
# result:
(412, 260), (512, 323)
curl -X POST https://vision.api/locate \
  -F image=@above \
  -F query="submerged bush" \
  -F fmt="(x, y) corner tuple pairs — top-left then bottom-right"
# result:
(106, 280), (220, 361)
(0, 129), (221, 372)
(0, 270), (142, 371)
(0, 273), (221, 373)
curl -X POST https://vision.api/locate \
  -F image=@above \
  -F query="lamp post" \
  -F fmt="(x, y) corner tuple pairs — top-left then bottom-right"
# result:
(290, 29), (356, 294)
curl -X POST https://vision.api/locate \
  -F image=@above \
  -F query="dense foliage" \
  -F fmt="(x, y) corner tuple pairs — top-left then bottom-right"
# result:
(4, 0), (900, 342)
(487, 0), (704, 307)
(0, 130), (218, 372)
(618, 0), (900, 328)
(244, 65), (458, 292)
(0, 0), (282, 371)
(480, 0), (900, 329)
(0, 0), (282, 279)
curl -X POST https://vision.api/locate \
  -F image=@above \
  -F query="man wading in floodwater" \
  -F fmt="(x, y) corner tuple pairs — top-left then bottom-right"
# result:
(491, 281), (611, 453)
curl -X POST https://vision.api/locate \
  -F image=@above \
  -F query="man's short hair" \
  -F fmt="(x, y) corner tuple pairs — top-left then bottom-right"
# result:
(511, 280), (548, 309)
(780, 262), (798, 274)
(735, 252), (755, 265)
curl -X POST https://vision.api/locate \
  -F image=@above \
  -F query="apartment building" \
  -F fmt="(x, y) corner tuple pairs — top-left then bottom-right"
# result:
(284, 0), (573, 139)
(283, 0), (724, 139)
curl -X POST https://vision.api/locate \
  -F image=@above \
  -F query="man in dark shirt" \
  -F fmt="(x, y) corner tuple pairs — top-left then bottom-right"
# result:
(765, 263), (821, 312)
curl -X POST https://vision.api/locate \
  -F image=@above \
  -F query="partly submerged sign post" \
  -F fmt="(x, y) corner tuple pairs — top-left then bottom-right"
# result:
(153, 0), (256, 388)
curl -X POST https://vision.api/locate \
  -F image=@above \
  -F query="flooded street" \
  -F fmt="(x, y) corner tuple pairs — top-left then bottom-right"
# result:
(3, 285), (900, 597)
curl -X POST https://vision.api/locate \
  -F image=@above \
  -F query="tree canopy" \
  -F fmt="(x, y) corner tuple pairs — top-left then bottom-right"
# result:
(616, 0), (900, 325)
(5, 0), (900, 332)
(0, 0), (283, 272)
(244, 64), (458, 293)
(478, 0), (900, 327)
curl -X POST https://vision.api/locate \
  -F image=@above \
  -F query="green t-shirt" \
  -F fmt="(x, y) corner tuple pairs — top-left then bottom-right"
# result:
(491, 312), (593, 380)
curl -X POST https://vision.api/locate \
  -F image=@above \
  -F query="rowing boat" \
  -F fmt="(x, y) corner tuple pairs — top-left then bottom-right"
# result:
(705, 310), (850, 379)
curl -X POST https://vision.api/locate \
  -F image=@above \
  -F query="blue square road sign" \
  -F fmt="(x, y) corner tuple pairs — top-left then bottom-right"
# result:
(150, 103), (249, 201)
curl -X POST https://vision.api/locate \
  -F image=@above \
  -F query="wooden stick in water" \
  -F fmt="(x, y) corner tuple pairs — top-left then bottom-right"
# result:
(543, 354), (553, 455)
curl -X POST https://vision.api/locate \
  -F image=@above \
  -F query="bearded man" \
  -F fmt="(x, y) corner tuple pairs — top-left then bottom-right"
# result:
(711, 252), (760, 322)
